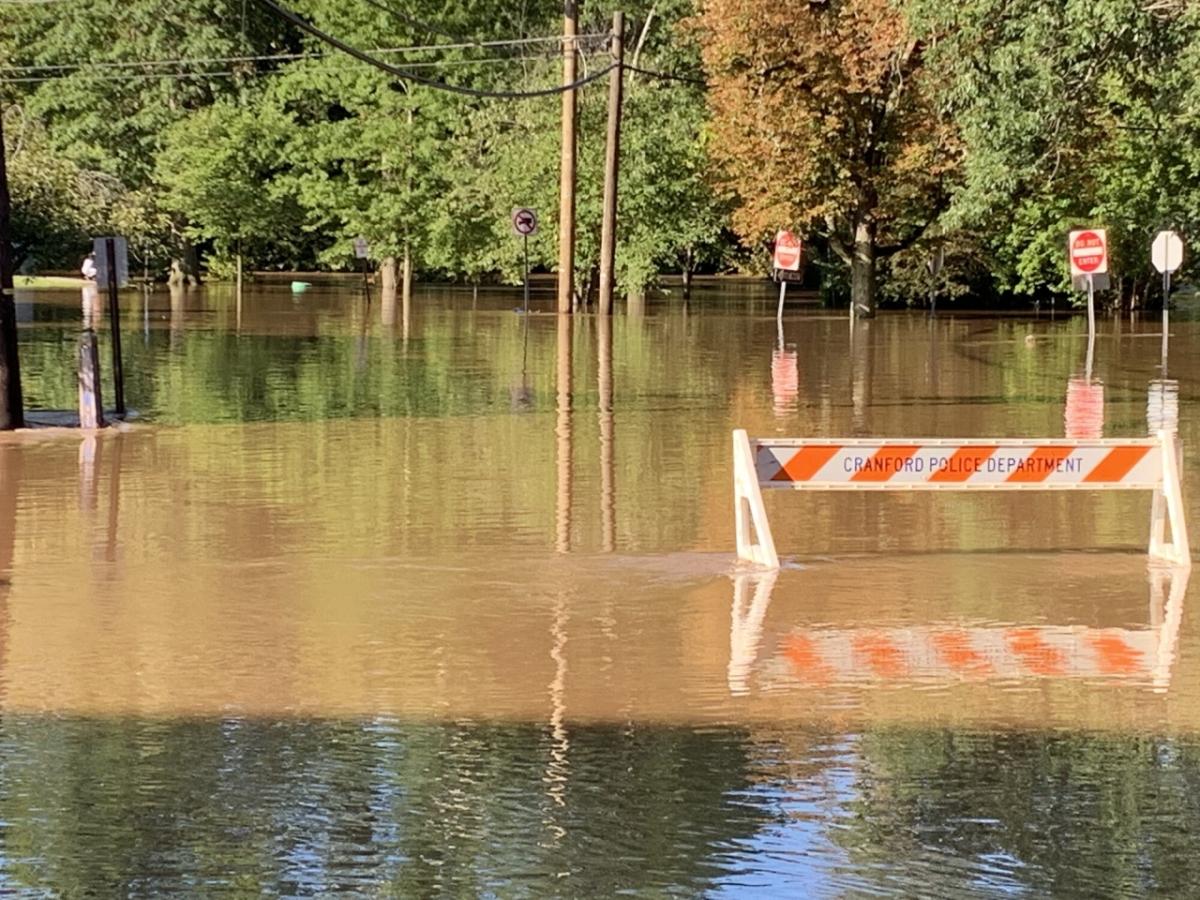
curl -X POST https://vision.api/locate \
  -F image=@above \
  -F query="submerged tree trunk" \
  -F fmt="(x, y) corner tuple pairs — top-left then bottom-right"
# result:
(401, 244), (413, 312)
(168, 238), (200, 287)
(850, 220), (877, 318)
(681, 247), (694, 302)
(380, 256), (397, 327)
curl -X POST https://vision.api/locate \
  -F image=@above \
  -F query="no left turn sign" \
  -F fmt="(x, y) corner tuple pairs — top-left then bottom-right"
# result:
(512, 208), (538, 238)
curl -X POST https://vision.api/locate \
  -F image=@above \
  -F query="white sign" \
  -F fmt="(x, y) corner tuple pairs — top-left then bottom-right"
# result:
(511, 207), (538, 238)
(92, 236), (129, 287)
(1068, 229), (1108, 277)
(353, 237), (370, 259)
(1152, 230), (1184, 274)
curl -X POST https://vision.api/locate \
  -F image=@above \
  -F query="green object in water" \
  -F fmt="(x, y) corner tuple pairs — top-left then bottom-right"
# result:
(291, 281), (312, 293)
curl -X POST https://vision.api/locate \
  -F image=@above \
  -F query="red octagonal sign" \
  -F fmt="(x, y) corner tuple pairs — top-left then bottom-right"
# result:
(1069, 229), (1108, 276)
(773, 230), (803, 272)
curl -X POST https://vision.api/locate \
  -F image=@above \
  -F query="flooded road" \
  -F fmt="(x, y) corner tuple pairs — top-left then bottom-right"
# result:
(2, 282), (1200, 895)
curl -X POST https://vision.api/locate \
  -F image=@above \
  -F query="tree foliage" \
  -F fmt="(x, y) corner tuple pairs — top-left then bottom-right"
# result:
(696, 0), (959, 312)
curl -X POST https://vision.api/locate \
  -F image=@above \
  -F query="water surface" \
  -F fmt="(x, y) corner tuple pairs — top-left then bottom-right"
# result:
(2, 282), (1198, 895)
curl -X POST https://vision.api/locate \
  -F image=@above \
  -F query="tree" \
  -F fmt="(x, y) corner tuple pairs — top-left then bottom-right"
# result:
(156, 99), (303, 274)
(911, 0), (1200, 307)
(696, 0), (958, 314)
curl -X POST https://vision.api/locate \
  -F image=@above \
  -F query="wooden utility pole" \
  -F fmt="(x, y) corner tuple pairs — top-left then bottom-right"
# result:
(0, 111), (24, 430)
(598, 11), (625, 316)
(556, 1), (579, 314)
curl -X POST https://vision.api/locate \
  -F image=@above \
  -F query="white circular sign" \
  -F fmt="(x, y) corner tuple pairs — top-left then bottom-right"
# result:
(1151, 230), (1184, 274)
(511, 208), (538, 238)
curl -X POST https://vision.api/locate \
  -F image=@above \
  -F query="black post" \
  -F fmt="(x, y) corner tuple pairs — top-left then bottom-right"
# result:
(523, 234), (530, 314)
(0, 110), (24, 429)
(360, 256), (372, 308)
(105, 237), (125, 418)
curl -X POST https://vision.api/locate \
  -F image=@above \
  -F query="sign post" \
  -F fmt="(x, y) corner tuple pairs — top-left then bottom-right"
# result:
(94, 236), (128, 418)
(1152, 231), (1184, 374)
(772, 230), (803, 330)
(512, 208), (539, 314)
(354, 237), (371, 308)
(1068, 228), (1108, 379)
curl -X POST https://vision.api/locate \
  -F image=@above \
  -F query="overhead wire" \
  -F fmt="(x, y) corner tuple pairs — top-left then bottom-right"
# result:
(253, 0), (615, 99)
(0, 34), (605, 74)
(0, 52), (589, 85)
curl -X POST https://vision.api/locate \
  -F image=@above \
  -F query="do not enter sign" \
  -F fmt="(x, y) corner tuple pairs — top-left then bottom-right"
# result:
(773, 231), (803, 272)
(1069, 229), (1108, 276)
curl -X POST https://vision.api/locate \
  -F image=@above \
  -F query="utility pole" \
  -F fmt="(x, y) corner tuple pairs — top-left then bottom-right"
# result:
(557, 1), (578, 314)
(0, 110), (24, 430)
(598, 11), (625, 316)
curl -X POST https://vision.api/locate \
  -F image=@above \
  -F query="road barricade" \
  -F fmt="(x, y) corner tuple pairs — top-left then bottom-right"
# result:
(732, 430), (1189, 569)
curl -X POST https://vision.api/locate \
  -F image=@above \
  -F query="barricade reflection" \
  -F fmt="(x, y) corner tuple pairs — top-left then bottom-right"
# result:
(728, 564), (1188, 695)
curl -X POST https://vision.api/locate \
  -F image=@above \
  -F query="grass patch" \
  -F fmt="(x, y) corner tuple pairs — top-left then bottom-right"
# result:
(14, 275), (90, 289)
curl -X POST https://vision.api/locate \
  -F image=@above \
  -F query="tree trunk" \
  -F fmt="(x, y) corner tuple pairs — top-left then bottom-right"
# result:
(380, 256), (397, 327)
(681, 247), (694, 302)
(0, 111), (24, 429)
(850, 220), (877, 318)
(401, 243), (412, 312)
(168, 238), (200, 287)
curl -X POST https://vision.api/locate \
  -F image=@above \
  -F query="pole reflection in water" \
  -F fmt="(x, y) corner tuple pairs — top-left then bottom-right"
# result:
(81, 283), (101, 330)
(598, 314), (615, 552)
(169, 283), (185, 349)
(727, 564), (1188, 694)
(511, 313), (534, 411)
(78, 436), (98, 514)
(1064, 374), (1104, 439)
(544, 591), (570, 840)
(103, 433), (123, 564)
(556, 314), (573, 553)
(0, 445), (20, 579)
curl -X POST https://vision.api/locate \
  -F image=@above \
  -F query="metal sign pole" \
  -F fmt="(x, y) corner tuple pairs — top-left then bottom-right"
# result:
(360, 256), (372, 308)
(105, 237), (125, 418)
(776, 277), (786, 333)
(523, 234), (531, 315)
(1085, 273), (1096, 382)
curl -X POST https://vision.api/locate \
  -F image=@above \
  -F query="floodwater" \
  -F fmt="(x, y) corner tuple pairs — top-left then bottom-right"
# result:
(2, 280), (1200, 895)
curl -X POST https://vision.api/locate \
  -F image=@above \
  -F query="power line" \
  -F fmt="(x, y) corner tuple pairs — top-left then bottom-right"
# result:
(0, 33), (606, 74)
(254, 0), (614, 99)
(0, 52), (587, 85)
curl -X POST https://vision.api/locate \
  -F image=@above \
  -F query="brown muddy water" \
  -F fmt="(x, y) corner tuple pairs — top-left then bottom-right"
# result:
(1, 281), (1199, 896)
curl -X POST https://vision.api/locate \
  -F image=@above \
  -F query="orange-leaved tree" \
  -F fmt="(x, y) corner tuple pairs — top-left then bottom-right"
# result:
(696, 0), (958, 314)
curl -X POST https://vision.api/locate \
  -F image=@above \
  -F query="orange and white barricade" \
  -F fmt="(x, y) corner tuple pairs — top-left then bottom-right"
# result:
(733, 430), (1190, 569)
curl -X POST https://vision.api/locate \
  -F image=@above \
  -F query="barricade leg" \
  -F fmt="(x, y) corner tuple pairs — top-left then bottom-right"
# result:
(733, 430), (780, 569)
(1151, 430), (1190, 568)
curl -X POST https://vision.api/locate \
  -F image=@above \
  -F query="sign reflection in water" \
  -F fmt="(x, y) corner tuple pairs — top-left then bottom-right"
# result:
(728, 564), (1188, 695)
